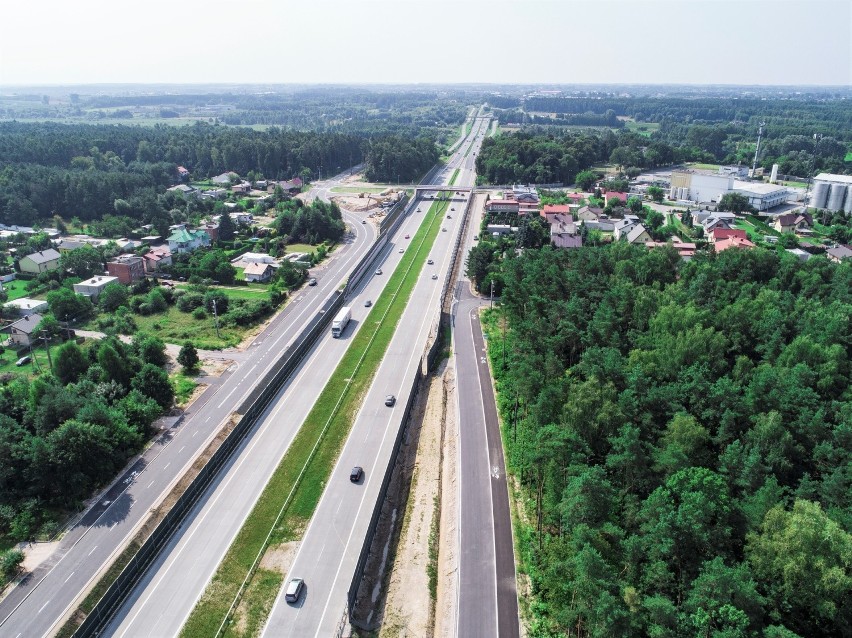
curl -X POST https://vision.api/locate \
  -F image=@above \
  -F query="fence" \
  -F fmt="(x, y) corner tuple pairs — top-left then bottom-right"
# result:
(74, 292), (345, 637)
(346, 190), (473, 628)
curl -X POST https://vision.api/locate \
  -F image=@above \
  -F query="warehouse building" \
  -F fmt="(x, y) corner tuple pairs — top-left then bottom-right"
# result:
(669, 169), (787, 211)
(810, 173), (852, 212)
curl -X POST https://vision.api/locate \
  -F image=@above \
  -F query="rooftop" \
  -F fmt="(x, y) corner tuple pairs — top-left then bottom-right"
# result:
(733, 180), (788, 195)
(814, 173), (852, 185)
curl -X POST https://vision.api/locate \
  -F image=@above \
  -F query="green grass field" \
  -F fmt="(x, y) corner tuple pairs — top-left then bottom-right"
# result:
(125, 306), (243, 350)
(624, 120), (660, 137)
(687, 162), (722, 171)
(180, 198), (448, 638)
(2, 279), (34, 301)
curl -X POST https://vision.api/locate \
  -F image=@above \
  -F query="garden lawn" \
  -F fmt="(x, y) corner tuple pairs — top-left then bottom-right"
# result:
(180, 197), (448, 638)
(2, 279), (35, 301)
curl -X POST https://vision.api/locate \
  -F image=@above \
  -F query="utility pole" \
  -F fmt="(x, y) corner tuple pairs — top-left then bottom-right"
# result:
(41, 330), (53, 373)
(212, 298), (221, 339)
(490, 279), (494, 309)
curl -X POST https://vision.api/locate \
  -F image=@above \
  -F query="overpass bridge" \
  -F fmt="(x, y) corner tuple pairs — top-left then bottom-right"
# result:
(414, 185), (472, 200)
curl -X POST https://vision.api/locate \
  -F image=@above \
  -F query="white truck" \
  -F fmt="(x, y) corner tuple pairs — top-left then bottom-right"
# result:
(331, 306), (352, 338)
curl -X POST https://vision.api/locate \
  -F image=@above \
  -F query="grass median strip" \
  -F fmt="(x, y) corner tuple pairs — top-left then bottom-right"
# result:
(181, 198), (449, 638)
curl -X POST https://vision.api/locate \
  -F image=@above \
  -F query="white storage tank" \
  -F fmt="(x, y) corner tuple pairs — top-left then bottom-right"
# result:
(827, 183), (847, 212)
(770, 164), (779, 183)
(811, 181), (830, 209)
(844, 186), (852, 213)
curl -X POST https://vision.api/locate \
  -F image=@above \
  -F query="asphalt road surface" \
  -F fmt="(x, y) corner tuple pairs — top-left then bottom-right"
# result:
(0, 172), (373, 638)
(261, 117), (491, 637)
(453, 163), (520, 634)
(103, 203), (428, 636)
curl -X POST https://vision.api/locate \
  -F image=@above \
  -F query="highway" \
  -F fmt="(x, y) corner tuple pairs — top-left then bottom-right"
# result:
(261, 117), (491, 637)
(453, 192), (521, 637)
(103, 119), (488, 636)
(0, 172), (374, 638)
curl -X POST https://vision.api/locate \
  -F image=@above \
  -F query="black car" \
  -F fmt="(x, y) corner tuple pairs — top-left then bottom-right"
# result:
(350, 466), (364, 482)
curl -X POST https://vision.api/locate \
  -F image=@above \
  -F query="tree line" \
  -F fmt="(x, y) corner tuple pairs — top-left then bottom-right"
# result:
(484, 244), (851, 638)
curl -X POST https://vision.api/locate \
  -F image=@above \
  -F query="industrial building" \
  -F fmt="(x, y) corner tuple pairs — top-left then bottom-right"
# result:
(810, 173), (852, 212)
(669, 169), (788, 211)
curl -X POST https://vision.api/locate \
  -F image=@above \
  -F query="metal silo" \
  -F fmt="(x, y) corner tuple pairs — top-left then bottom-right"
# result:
(811, 180), (830, 209)
(844, 186), (852, 213)
(827, 182), (847, 212)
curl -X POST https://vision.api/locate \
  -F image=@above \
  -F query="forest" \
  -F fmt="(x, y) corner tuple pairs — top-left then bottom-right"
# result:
(0, 120), (439, 226)
(0, 334), (172, 544)
(483, 244), (851, 638)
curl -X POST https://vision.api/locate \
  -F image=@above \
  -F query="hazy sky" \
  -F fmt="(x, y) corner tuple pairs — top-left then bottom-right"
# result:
(1, 0), (850, 86)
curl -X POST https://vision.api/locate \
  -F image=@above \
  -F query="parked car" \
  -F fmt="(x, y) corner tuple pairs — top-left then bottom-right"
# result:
(350, 466), (364, 483)
(385, 395), (396, 407)
(285, 577), (304, 603)
(15, 356), (31, 367)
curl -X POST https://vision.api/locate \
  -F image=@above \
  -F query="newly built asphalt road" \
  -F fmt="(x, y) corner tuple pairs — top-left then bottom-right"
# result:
(0, 174), (373, 638)
(453, 185), (520, 633)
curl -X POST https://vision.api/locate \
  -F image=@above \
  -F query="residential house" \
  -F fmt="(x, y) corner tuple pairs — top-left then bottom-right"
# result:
(566, 193), (585, 203)
(167, 228), (211, 254)
(229, 212), (253, 226)
(715, 236), (756, 252)
(142, 245), (173, 273)
(243, 262), (274, 283)
(710, 228), (748, 244)
(786, 248), (812, 262)
(826, 245), (852, 263)
(540, 204), (571, 223)
(701, 213), (737, 232)
(56, 239), (89, 254)
(7, 313), (42, 347)
(167, 184), (198, 198)
(613, 216), (641, 241)
(486, 199), (520, 214)
(19, 249), (61, 274)
(576, 206), (604, 221)
(604, 191), (628, 207)
(231, 181), (252, 194)
(582, 219), (615, 232)
(549, 214), (582, 249)
(486, 224), (515, 236)
(274, 177), (303, 194)
(73, 275), (119, 301)
(4, 297), (49, 317)
(211, 172), (237, 185)
(511, 185), (538, 202)
(518, 201), (539, 216)
(774, 212), (813, 234)
(177, 166), (190, 180)
(197, 222), (220, 244)
(107, 255), (145, 284)
(626, 224), (652, 245)
(200, 188), (229, 200)
(646, 241), (697, 260)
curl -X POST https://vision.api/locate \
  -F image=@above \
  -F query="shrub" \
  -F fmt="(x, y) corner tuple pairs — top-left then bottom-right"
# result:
(177, 292), (204, 313)
(192, 307), (207, 320)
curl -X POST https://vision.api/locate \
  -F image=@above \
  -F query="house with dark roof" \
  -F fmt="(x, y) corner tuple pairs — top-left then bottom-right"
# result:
(6, 313), (43, 347)
(774, 212), (813, 234)
(549, 214), (582, 249)
(826, 245), (852, 263)
(577, 206), (604, 221)
(540, 204), (571, 223)
(19, 249), (61, 274)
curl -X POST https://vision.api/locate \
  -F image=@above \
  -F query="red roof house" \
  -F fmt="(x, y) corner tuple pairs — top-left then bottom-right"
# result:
(711, 228), (748, 244)
(715, 236), (755, 252)
(541, 204), (571, 223)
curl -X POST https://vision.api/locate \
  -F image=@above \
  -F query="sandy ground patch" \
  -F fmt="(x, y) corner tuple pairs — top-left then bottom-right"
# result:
(377, 361), (450, 637)
(434, 361), (458, 638)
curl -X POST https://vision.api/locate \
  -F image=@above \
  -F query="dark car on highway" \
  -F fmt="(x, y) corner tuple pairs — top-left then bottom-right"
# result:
(350, 466), (364, 482)
(385, 395), (396, 407)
